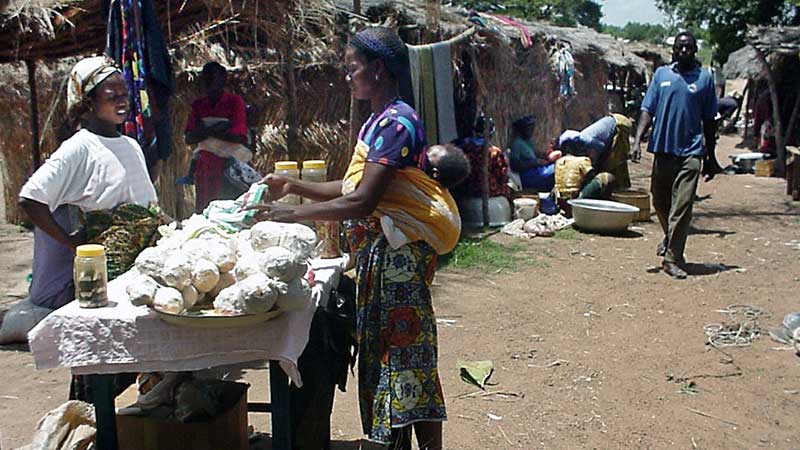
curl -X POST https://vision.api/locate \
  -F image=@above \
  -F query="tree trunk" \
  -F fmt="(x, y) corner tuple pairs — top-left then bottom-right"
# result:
(754, 48), (785, 176)
(743, 79), (752, 140)
(27, 59), (41, 170)
(784, 84), (800, 147)
(285, 17), (299, 162)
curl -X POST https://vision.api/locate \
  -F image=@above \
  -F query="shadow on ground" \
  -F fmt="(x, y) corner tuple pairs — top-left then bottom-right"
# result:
(688, 226), (736, 238)
(646, 262), (740, 277)
(684, 262), (740, 276)
(0, 342), (30, 352)
(251, 436), (382, 449)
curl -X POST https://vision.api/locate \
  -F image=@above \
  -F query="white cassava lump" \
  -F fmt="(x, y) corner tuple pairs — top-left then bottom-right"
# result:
(134, 247), (164, 279)
(275, 277), (312, 311)
(208, 271), (236, 299)
(181, 239), (210, 261)
(206, 241), (236, 273)
(191, 259), (220, 293)
(153, 287), (184, 314)
(260, 246), (307, 281)
(213, 273), (285, 315)
(161, 253), (193, 290)
(126, 274), (160, 306)
(250, 222), (317, 256)
(181, 285), (201, 309)
(233, 252), (262, 282)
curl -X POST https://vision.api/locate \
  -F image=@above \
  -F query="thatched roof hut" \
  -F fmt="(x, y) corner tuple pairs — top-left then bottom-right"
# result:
(722, 26), (800, 176)
(0, 0), (668, 223)
(346, 0), (666, 155)
(723, 27), (800, 80)
(0, 0), (339, 221)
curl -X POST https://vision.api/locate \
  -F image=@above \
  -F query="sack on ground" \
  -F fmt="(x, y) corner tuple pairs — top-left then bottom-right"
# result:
(0, 298), (52, 344)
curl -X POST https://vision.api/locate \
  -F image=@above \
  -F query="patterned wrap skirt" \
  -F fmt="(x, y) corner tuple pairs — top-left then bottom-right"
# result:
(345, 218), (447, 444)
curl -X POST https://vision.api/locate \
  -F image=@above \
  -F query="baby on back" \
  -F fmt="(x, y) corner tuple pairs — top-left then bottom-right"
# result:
(381, 144), (471, 250)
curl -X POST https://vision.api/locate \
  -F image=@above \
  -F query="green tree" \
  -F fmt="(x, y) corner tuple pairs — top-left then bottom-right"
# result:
(601, 22), (671, 43)
(657, 0), (800, 64)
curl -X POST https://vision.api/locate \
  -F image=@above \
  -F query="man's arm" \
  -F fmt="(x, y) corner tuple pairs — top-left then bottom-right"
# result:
(701, 119), (722, 182)
(631, 110), (652, 162)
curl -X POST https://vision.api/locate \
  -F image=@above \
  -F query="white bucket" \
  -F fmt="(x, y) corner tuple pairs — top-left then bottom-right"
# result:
(513, 198), (539, 221)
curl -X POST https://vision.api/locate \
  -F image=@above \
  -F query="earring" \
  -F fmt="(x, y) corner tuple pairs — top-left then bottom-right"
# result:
(375, 74), (380, 81)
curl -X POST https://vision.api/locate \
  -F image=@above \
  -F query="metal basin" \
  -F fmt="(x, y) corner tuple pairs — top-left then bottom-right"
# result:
(568, 199), (639, 234)
(729, 152), (766, 173)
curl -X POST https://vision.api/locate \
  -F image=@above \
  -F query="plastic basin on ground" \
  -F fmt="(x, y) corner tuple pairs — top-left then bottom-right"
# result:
(458, 196), (513, 228)
(567, 199), (639, 234)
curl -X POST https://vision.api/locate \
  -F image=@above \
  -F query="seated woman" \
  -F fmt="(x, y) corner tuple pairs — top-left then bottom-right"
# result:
(557, 113), (632, 199)
(508, 115), (555, 191)
(18, 57), (158, 396)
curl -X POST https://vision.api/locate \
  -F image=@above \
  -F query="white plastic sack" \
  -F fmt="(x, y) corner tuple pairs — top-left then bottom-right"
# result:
(26, 400), (96, 450)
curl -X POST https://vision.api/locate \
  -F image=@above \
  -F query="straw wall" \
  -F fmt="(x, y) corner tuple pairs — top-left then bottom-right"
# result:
(475, 36), (610, 154)
(0, 60), (73, 224)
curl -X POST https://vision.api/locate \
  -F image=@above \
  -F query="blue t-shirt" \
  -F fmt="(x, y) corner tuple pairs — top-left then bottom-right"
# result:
(641, 63), (717, 157)
(359, 99), (427, 169)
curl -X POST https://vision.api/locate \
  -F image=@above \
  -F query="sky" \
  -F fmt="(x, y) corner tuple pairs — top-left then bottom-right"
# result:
(600, 0), (668, 26)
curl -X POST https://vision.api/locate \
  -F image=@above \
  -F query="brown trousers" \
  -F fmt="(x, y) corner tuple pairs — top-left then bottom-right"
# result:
(651, 154), (701, 263)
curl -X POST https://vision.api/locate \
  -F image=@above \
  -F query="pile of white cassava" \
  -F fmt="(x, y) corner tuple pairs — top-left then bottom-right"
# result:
(125, 215), (318, 316)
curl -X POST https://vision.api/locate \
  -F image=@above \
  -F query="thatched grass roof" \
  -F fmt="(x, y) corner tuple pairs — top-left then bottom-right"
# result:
(340, 0), (668, 76)
(723, 26), (800, 80)
(747, 25), (800, 54)
(0, 0), (333, 63)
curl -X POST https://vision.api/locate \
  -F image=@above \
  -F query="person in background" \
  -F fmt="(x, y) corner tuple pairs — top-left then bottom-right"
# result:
(455, 114), (510, 198)
(508, 115), (555, 191)
(251, 27), (454, 450)
(557, 113), (633, 199)
(182, 62), (249, 212)
(631, 31), (722, 279)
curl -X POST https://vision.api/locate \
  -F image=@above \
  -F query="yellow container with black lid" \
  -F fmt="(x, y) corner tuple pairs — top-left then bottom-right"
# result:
(74, 244), (109, 308)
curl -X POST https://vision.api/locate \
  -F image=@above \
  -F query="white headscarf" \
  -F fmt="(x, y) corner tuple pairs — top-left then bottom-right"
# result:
(66, 56), (121, 115)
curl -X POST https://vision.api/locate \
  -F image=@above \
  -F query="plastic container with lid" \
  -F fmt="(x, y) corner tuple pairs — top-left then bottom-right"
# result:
(274, 161), (301, 205)
(74, 244), (109, 308)
(301, 160), (327, 183)
(300, 160), (341, 257)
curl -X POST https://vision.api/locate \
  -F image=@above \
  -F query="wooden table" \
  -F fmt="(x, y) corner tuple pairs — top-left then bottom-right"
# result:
(90, 361), (293, 450)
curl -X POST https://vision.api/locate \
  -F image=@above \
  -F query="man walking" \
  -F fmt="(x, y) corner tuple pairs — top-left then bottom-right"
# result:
(631, 31), (722, 279)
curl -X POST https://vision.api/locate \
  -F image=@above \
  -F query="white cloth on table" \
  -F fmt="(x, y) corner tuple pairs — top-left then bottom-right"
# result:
(19, 128), (157, 212)
(28, 257), (348, 387)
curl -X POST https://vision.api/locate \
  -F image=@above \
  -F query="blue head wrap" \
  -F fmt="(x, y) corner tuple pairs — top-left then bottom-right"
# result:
(350, 27), (408, 79)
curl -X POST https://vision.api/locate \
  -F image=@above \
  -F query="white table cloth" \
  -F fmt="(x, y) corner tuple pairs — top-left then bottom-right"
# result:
(28, 256), (348, 386)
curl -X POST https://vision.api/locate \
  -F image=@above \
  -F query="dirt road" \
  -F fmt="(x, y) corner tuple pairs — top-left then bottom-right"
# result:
(1, 135), (798, 449)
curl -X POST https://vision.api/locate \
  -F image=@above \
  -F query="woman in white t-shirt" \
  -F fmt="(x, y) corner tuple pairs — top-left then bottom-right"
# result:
(18, 56), (157, 312)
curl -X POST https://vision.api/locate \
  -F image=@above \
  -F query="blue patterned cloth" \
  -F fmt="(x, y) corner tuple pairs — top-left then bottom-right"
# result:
(359, 99), (427, 169)
(345, 218), (447, 444)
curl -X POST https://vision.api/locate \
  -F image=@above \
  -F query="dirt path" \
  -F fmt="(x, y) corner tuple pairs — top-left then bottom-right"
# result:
(1, 135), (799, 449)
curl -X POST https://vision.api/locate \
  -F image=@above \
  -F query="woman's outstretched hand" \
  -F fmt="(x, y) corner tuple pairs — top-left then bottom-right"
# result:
(244, 203), (297, 223)
(259, 174), (292, 202)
